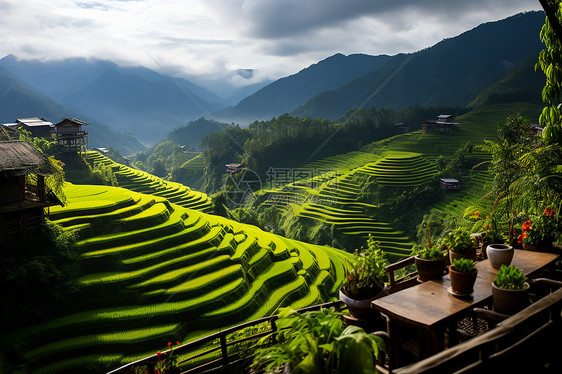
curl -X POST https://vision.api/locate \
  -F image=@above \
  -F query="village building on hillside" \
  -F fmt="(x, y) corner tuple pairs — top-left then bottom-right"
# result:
(55, 118), (89, 152)
(422, 114), (459, 133)
(439, 178), (460, 190)
(225, 163), (243, 174)
(0, 141), (63, 237)
(14, 117), (55, 137)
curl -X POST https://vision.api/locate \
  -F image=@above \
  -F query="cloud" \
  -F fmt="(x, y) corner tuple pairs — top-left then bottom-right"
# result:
(0, 0), (543, 94)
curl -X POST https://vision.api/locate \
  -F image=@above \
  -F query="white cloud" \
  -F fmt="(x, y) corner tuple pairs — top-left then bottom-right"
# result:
(0, 0), (543, 95)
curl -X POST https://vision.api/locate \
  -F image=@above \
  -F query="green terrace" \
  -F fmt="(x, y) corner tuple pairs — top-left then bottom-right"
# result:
(5, 183), (351, 373)
(82, 151), (212, 213)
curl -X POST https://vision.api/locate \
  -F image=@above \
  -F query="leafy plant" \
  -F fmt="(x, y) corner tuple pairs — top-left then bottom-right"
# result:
(442, 227), (475, 253)
(251, 307), (385, 374)
(494, 264), (527, 290)
(342, 235), (389, 300)
(451, 258), (476, 273)
(413, 245), (447, 260)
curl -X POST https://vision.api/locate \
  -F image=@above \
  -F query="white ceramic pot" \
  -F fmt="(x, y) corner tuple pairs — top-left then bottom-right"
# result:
(486, 243), (514, 270)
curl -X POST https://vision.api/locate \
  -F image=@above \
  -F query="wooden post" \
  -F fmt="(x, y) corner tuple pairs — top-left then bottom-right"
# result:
(220, 335), (228, 367)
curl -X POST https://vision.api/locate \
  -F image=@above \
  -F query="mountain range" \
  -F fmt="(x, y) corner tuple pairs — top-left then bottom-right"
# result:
(0, 11), (547, 152)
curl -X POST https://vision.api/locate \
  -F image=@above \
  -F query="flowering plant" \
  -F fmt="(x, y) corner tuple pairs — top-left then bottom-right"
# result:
(342, 235), (389, 300)
(517, 206), (557, 247)
(154, 341), (181, 374)
(466, 208), (506, 243)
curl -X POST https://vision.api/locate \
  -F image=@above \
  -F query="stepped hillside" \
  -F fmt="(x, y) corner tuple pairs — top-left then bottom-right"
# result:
(255, 103), (541, 256)
(82, 151), (212, 213)
(4, 183), (350, 373)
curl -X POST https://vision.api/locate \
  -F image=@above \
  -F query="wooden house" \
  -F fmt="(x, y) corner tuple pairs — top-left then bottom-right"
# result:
(422, 115), (459, 133)
(225, 163), (243, 174)
(0, 141), (63, 237)
(14, 117), (55, 138)
(439, 178), (460, 190)
(55, 118), (89, 152)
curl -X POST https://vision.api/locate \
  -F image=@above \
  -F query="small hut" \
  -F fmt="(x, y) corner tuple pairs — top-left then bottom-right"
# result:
(422, 115), (459, 133)
(439, 178), (460, 190)
(225, 163), (243, 174)
(0, 141), (63, 237)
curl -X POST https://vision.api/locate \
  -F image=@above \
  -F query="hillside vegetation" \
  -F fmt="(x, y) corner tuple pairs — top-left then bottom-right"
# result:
(2, 183), (350, 373)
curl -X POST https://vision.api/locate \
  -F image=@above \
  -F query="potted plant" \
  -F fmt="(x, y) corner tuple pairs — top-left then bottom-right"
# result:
(518, 206), (557, 252)
(448, 258), (478, 296)
(413, 245), (447, 282)
(492, 264), (530, 315)
(340, 235), (389, 319)
(251, 307), (386, 374)
(442, 227), (476, 263)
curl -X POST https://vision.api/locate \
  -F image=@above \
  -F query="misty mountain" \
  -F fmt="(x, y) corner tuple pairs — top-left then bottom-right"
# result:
(0, 57), (229, 144)
(0, 67), (144, 154)
(293, 12), (546, 119)
(215, 53), (392, 123)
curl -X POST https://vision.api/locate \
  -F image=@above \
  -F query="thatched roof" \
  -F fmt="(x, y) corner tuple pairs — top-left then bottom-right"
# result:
(0, 141), (55, 175)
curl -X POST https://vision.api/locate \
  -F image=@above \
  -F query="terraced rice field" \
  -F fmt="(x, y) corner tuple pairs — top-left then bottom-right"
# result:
(83, 151), (212, 212)
(7, 184), (350, 373)
(355, 152), (438, 186)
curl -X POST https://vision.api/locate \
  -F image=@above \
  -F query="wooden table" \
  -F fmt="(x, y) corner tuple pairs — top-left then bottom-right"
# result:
(371, 249), (559, 363)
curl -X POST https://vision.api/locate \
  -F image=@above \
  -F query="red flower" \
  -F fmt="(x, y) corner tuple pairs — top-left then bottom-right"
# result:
(544, 206), (555, 216)
(486, 215), (489, 219)
(177, 341), (180, 345)
(155, 370), (160, 374)
(517, 234), (523, 244)
(168, 342), (172, 348)
(157, 351), (162, 357)
(474, 212), (479, 218)
(522, 220), (532, 231)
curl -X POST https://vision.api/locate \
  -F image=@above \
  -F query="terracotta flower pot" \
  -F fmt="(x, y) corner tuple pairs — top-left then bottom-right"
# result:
(415, 255), (446, 281)
(486, 244), (514, 270)
(449, 266), (478, 295)
(492, 281), (530, 315)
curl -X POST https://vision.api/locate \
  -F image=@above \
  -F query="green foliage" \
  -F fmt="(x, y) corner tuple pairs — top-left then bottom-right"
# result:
(0, 220), (80, 328)
(451, 258), (476, 273)
(413, 245), (447, 260)
(478, 116), (534, 242)
(537, 2), (562, 143)
(441, 227), (474, 253)
(494, 264), (527, 290)
(342, 236), (389, 300)
(91, 161), (118, 186)
(251, 307), (385, 374)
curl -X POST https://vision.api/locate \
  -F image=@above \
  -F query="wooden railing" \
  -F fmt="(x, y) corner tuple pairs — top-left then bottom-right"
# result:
(107, 300), (346, 374)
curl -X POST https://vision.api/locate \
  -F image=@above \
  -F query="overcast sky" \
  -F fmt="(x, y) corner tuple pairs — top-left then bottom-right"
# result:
(1, 0), (543, 93)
